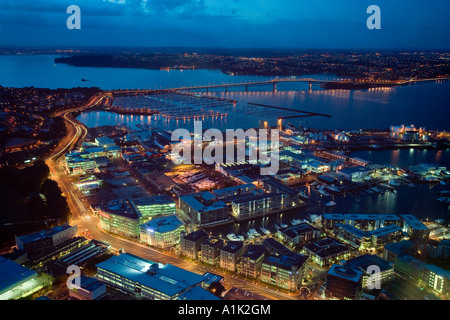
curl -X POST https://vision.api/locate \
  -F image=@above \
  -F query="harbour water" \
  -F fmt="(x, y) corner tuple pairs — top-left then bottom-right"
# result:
(2, 54), (450, 238)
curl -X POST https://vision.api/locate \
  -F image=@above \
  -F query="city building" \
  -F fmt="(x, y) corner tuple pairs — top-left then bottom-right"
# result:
(140, 215), (185, 250)
(68, 275), (106, 300)
(427, 239), (450, 261)
(262, 238), (292, 256)
(277, 223), (321, 246)
(240, 245), (266, 279)
(423, 264), (450, 295)
(325, 264), (363, 300)
(179, 192), (229, 226)
(220, 241), (244, 272)
(383, 240), (416, 263)
(302, 237), (350, 267)
(180, 230), (209, 260)
(15, 224), (78, 258)
(336, 166), (372, 182)
(261, 253), (309, 291)
(394, 255), (427, 283)
(201, 237), (224, 265)
(65, 156), (98, 175)
(98, 199), (144, 239)
(95, 253), (207, 300)
(211, 184), (256, 199)
(343, 254), (394, 288)
(401, 215), (430, 242)
(322, 214), (401, 231)
(231, 192), (288, 220)
(333, 223), (403, 250)
(0, 256), (42, 300)
(131, 195), (176, 218)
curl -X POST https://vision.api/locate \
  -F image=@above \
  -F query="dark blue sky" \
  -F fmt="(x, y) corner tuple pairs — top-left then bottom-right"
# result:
(1, 0), (449, 49)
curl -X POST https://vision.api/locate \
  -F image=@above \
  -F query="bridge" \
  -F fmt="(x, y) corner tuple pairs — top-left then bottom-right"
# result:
(111, 77), (351, 95)
(110, 76), (449, 96)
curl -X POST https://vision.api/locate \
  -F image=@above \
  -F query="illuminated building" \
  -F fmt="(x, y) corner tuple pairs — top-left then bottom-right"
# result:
(343, 254), (394, 288)
(336, 166), (372, 182)
(201, 237), (224, 265)
(140, 215), (185, 249)
(131, 195), (176, 218)
(0, 256), (45, 300)
(401, 215), (430, 242)
(423, 264), (450, 295)
(261, 253), (309, 291)
(220, 241), (244, 272)
(302, 237), (350, 267)
(68, 275), (106, 300)
(98, 199), (144, 239)
(65, 156), (98, 175)
(180, 230), (209, 260)
(325, 265), (363, 300)
(383, 240), (416, 263)
(393, 255), (426, 282)
(333, 223), (403, 250)
(277, 223), (320, 246)
(179, 192), (229, 226)
(262, 237), (292, 256)
(240, 244), (265, 279)
(231, 193), (288, 220)
(427, 239), (450, 260)
(95, 253), (207, 300)
(211, 184), (256, 199)
(15, 224), (78, 258)
(322, 214), (402, 231)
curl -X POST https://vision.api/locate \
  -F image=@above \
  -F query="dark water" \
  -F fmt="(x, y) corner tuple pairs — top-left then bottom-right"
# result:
(207, 148), (450, 237)
(77, 81), (450, 132)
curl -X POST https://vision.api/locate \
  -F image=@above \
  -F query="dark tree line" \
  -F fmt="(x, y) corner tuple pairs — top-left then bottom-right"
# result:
(0, 160), (70, 248)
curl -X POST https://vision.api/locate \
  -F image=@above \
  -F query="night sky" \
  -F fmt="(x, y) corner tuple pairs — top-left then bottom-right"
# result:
(0, 0), (449, 49)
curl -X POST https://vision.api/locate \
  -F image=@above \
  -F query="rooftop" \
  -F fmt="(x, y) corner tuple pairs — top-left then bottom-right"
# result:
(401, 215), (429, 231)
(345, 254), (393, 273)
(131, 195), (175, 207)
(141, 215), (184, 234)
(221, 241), (244, 254)
(202, 237), (224, 248)
(16, 224), (74, 245)
(368, 224), (402, 237)
(243, 245), (265, 260)
(183, 229), (209, 242)
(263, 253), (309, 270)
(328, 264), (363, 283)
(0, 257), (38, 295)
(99, 199), (141, 220)
(303, 237), (349, 258)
